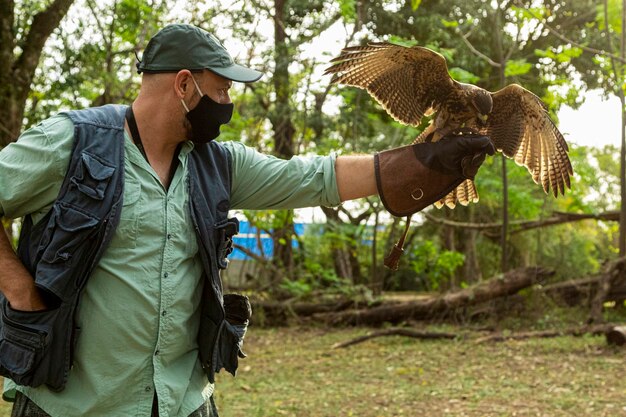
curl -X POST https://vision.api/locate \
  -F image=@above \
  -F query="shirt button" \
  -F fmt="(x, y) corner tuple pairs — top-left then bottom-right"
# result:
(164, 273), (169, 278)
(167, 234), (172, 240)
(145, 386), (151, 392)
(155, 350), (160, 356)
(162, 310), (167, 317)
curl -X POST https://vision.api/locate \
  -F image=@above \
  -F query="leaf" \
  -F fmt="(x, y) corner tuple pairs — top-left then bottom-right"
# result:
(410, 0), (422, 11)
(556, 46), (583, 63)
(449, 67), (479, 83)
(440, 18), (458, 28)
(337, 0), (356, 21)
(504, 59), (533, 77)
(387, 35), (417, 48)
(534, 48), (556, 59)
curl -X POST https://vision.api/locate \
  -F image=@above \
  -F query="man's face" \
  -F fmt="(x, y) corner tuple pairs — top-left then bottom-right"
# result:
(191, 70), (233, 105)
(182, 70), (233, 140)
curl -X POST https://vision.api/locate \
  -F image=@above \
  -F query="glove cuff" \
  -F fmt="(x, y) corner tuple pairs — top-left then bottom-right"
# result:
(375, 144), (465, 217)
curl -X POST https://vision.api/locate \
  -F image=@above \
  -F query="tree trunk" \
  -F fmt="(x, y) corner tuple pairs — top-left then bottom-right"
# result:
(321, 206), (364, 284)
(493, 4), (509, 273)
(0, 0), (75, 146)
(272, 0), (295, 159)
(457, 205), (481, 286)
(462, 228), (481, 284)
(270, 0), (296, 274)
(371, 209), (383, 295)
(271, 212), (294, 277)
(590, 258), (626, 323)
(617, 0), (626, 257)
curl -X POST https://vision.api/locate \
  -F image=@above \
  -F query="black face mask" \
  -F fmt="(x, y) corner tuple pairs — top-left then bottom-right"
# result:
(182, 77), (234, 143)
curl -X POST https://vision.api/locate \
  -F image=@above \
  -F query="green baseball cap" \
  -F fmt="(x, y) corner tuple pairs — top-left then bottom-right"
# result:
(136, 24), (263, 83)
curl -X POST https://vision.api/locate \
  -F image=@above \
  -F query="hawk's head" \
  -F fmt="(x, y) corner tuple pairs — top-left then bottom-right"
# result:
(471, 90), (493, 125)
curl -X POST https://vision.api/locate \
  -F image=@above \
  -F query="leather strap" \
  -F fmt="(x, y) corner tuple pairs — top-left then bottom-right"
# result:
(384, 215), (412, 271)
(125, 105), (181, 189)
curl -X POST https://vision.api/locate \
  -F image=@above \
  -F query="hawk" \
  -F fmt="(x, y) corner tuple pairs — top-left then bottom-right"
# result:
(325, 42), (573, 208)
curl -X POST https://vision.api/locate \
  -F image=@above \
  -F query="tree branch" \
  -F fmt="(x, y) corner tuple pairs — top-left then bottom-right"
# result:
(516, 1), (626, 64)
(0, 0), (15, 78)
(14, 0), (75, 84)
(475, 323), (615, 343)
(423, 210), (620, 234)
(603, 0), (624, 92)
(332, 328), (457, 349)
(85, 0), (107, 47)
(232, 242), (279, 274)
(457, 27), (502, 68)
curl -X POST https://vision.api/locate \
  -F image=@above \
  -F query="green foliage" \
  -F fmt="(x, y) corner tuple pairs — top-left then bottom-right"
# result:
(337, 0), (356, 21)
(410, 0), (422, 11)
(25, 0), (167, 125)
(595, 0), (623, 33)
(504, 59), (532, 77)
(279, 279), (313, 298)
(448, 67), (479, 83)
(440, 18), (458, 28)
(12, 0), (626, 300)
(407, 240), (465, 291)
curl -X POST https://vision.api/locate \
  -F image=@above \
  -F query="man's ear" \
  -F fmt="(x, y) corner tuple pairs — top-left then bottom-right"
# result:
(174, 70), (193, 99)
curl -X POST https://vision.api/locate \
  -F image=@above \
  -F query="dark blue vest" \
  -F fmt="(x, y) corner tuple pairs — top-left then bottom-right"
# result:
(0, 105), (243, 391)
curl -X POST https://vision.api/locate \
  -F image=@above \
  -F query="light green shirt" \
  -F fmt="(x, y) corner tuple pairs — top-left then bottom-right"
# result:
(0, 114), (340, 417)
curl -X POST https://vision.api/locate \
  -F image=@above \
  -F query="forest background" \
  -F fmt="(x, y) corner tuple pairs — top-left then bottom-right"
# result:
(1, 0), (626, 415)
(2, 0), (626, 293)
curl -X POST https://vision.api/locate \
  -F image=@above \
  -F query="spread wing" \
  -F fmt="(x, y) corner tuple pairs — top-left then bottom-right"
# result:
(324, 42), (457, 127)
(486, 84), (573, 196)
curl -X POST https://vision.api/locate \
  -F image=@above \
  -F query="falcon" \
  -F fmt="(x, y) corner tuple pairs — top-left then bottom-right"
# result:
(325, 42), (573, 208)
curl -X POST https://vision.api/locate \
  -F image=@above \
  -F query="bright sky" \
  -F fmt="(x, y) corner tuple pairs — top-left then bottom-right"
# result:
(558, 91), (623, 149)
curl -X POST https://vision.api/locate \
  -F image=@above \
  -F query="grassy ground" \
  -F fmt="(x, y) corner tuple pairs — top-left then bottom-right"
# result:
(1, 326), (625, 417)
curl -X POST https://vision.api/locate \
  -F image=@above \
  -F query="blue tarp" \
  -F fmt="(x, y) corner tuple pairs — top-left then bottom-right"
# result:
(231, 222), (306, 260)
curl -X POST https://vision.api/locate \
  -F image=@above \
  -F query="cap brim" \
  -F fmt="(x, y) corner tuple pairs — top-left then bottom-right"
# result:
(210, 63), (263, 83)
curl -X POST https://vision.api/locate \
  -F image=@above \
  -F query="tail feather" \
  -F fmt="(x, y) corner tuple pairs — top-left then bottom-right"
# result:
(435, 179), (479, 209)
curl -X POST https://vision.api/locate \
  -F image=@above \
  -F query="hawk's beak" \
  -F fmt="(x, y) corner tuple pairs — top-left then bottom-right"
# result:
(479, 114), (488, 122)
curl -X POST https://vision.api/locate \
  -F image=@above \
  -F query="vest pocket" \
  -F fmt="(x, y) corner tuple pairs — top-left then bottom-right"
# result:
(70, 153), (115, 200)
(40, 204), (100, 264)
(0, 304), (51, 387)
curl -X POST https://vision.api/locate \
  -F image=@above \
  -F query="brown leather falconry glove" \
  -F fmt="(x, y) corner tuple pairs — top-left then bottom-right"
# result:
(375, 131), (495, 269)
(375, 132), (495, 217)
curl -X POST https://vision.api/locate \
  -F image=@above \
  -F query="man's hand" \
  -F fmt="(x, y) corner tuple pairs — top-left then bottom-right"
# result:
(413, 132), (496, 180)
(0, 224), (48, 312)
(224, 293), (252, 326)
(9, 284), (48, 312)
(374, 132), (495, 217)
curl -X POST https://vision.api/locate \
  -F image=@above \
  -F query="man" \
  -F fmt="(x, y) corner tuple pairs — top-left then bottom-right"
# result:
(0, 24), (494, 417)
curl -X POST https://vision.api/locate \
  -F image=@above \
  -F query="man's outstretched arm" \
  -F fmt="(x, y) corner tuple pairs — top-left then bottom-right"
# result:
(335, 155), (377, 202)
(0, 226), (46, 311)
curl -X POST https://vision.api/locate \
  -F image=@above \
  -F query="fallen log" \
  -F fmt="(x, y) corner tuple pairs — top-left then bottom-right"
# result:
(251, 298), (386, 326)
(475, 323), (614, 343)
(331, 328), (457, 349)
(315, 266), (554, 326)
(255, 299), (356, 316)
(543, 270), (625, 305)
(606, 326), (626, 346)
